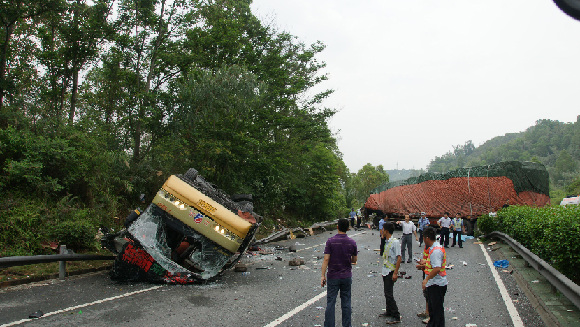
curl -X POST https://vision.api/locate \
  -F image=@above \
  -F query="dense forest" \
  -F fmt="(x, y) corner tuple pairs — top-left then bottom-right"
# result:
(0, 0), (358, 256)
(427, 118), (580, 202)
(2, 1), (577, 257)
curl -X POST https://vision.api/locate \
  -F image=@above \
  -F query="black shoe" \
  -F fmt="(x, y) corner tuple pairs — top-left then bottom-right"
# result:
(444, 246), (449, 248)
(451, 245), (455, 247)
(459, 246), (463, 248)
(406, 259), (412, 263)
(385, 316), (401, 324)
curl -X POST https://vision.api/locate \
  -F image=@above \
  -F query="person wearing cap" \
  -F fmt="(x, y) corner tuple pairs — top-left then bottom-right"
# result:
(417, 212), (430, 247)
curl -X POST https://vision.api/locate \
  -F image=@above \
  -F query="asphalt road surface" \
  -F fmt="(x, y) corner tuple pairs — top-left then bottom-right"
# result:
(0, 228), (546, 327)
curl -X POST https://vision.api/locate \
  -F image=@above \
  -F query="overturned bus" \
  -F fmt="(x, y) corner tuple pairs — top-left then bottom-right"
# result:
(102, 168), (261, 284)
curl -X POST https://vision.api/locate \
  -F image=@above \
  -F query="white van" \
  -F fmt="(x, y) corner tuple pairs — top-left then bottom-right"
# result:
(560, 195), (580, 206)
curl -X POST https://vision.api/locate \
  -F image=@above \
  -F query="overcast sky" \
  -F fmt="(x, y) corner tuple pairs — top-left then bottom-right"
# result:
(250, 0), (580, 172)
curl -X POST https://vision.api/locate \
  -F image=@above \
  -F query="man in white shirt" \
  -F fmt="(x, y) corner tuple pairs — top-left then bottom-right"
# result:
(437, 212), (452, 248)
(396, 215), (418, 263)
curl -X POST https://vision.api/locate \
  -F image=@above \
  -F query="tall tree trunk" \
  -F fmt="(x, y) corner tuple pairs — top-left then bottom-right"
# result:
(68, 0), (81, 125)
(132, 0), (167, 163)
(0, 23), (15, 125)
(69, 67), (78, 124)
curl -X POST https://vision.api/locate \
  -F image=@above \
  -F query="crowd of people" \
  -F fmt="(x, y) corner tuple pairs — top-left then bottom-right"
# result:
(322, 212), (472, 326)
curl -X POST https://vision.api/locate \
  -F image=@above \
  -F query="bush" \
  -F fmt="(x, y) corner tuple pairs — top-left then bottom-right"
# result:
(50, 218), (98, 251)
(477, 205), (580, 283)
(0, 195), (101, 256)
(0, 197), (47, 256)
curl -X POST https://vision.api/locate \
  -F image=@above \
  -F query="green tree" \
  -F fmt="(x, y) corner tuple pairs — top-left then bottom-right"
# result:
(0, 0), (62, 125)
(105, 0), (188, 163)
(59, 0), (112, 124)
(348, 164), (389, 207)
(565, 176), (580, 196)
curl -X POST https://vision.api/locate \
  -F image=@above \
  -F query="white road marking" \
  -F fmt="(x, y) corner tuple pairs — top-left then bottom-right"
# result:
(479, 243), (524, 327)
(0, 285), (163, 327)
(263, 291), (327, 327)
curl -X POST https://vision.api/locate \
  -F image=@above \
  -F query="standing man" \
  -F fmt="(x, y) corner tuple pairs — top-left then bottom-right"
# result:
(356, 208), (362, 228)
(437, 212), (452, 248)
(450, 213), (465, 248)
(418, 212), (430, 247)
(396, 215), (418, 263)
(421, 227), (448, 327)
(349, 208), (356, 228)
(379, 215), (387, 256)
(321, 218), (358, 327)
(379, 222), (402, 324)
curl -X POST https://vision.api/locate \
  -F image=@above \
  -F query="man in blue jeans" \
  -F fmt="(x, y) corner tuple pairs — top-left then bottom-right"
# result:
(321, 218), (358, 327)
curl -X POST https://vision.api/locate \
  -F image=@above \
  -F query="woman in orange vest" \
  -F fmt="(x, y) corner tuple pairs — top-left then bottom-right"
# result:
(421, 227), (448, 327)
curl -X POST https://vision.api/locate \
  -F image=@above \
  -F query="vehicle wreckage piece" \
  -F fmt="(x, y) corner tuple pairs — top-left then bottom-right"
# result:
(102, 168), (261, 284)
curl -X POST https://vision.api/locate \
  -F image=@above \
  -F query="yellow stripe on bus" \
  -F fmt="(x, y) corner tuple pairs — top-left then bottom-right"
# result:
(161, 175), (253, 238)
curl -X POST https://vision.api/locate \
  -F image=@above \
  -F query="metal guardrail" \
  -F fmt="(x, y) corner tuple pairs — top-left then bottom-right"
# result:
(1, 219), (340, 280)
(0, 254), (116, 268)
(0, 245), (115, 281)
(486, 231), (580, 310)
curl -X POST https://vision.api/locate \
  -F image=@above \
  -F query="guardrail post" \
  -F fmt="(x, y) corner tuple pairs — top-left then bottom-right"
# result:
(59, 245), (67, 280)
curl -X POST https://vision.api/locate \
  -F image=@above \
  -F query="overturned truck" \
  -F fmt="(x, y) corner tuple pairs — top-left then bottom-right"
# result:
(102, 168), (261, 284)
(365, 161), (551, 221)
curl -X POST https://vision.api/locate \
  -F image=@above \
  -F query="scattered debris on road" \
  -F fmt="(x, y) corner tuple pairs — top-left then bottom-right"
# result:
(28, 310), (44, 319)
(289, 258), (305, 266)
(493, 260), (509, 269)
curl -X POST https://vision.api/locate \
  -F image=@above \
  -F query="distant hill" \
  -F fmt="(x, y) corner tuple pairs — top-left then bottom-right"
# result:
(427, 116), (580, 192)
(385, 169), (424, 182)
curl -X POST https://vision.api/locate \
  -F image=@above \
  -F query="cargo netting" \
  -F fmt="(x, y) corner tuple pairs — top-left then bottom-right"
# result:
(365, 161), (550, 217)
